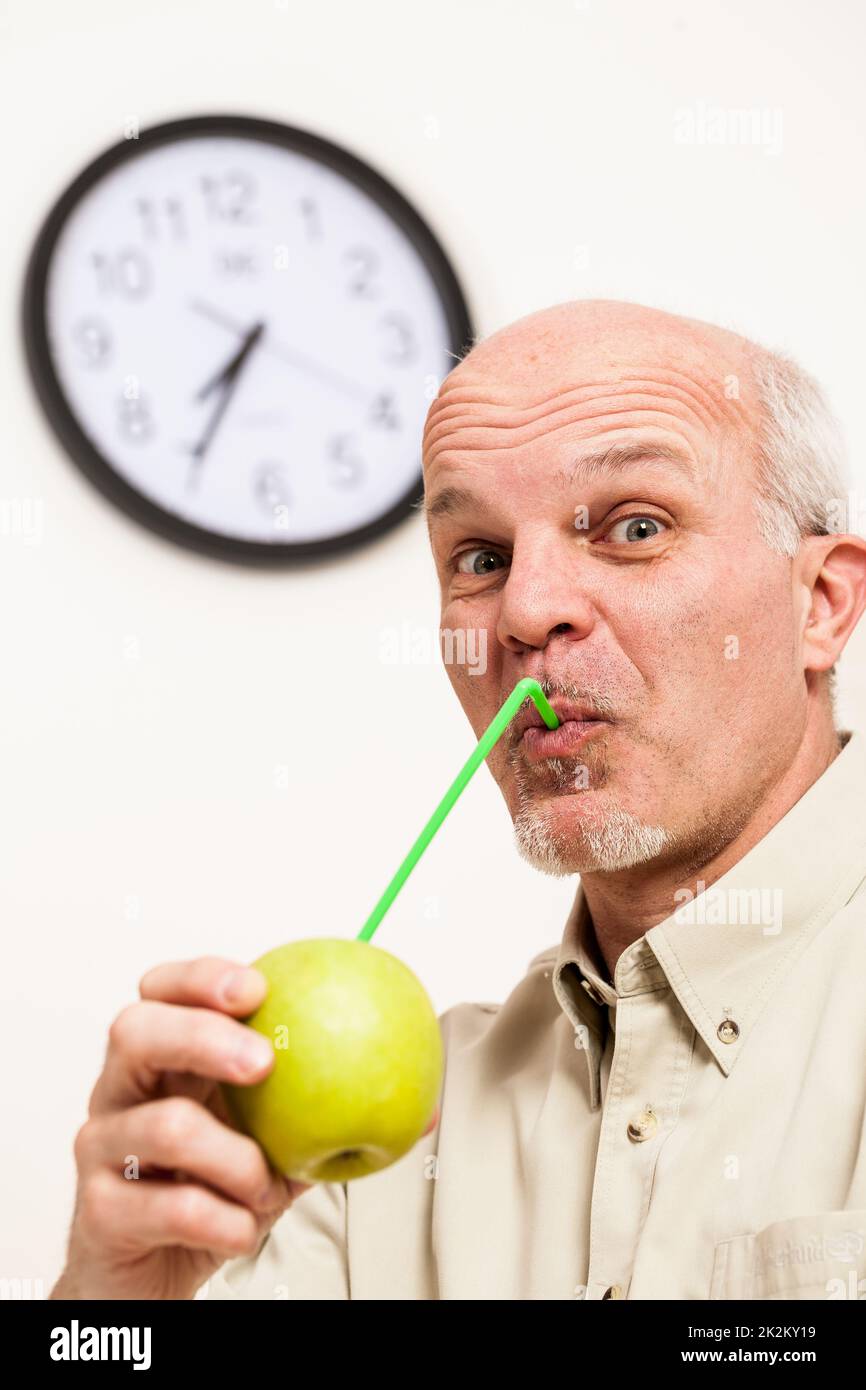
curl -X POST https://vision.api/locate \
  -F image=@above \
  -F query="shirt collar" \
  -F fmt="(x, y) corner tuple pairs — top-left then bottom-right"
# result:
(553, 729), (866, 1078)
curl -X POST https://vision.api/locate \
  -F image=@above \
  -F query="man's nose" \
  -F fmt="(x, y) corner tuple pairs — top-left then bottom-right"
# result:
(495, 542), (596, 654)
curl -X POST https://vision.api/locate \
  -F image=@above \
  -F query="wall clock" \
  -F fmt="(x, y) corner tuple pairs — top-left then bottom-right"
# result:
(22, 114), (473, 563)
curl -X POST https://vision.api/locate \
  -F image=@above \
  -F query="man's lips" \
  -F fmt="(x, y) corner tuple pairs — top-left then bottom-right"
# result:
(514, 697), (607, 738)
(520, 719), (608, 762)
(515, 698), (610, 763)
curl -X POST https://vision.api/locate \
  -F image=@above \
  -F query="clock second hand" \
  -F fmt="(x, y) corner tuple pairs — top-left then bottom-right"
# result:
(187, 319), (265, 488)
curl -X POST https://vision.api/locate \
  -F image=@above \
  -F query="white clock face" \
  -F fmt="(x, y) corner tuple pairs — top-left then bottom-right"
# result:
(36, 123), (464, 552)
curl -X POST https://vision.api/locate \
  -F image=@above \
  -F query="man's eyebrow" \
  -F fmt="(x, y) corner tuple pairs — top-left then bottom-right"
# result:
(420, 441), (698, 528)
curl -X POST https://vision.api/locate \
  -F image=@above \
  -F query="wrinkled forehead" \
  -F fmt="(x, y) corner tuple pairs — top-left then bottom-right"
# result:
(422, 327), (759, 488)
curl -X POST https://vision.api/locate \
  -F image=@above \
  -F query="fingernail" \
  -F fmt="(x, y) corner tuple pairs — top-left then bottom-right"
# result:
(220, 969), (249, 1003)
(234, 1035), (272, 1074)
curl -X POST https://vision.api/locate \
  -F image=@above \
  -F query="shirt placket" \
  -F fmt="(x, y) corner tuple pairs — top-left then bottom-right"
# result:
(583, 943), (686, 1300)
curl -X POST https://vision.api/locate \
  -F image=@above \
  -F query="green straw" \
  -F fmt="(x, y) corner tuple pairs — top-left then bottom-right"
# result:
(357, 678), (559, 943)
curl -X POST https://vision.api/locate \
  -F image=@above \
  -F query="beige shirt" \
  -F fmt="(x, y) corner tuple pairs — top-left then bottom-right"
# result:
(205, 729), (866, 1301)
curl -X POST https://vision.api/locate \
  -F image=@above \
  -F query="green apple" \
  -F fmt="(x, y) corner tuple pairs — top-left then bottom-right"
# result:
(221, 938), (443, 1184)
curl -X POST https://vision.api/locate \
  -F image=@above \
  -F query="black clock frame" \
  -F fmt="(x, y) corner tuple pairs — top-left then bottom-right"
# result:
(21, 113), (474, 565)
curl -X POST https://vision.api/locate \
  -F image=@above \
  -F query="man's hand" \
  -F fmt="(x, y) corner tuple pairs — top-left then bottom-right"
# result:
(52, 956), (438, 1301)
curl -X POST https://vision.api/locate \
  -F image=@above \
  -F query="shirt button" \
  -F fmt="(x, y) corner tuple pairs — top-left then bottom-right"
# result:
(626, 1106), (658, 1142)
(581, 978), (605, 1005)
(717, 1018), (740, 1044)
(602, 1284), (624, 1299)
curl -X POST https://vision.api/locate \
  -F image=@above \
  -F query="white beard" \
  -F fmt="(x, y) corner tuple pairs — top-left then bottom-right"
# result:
(512, 795), (671, 875)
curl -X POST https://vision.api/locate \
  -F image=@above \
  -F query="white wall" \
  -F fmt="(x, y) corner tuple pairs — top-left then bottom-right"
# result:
(2, 0), (865, 1291)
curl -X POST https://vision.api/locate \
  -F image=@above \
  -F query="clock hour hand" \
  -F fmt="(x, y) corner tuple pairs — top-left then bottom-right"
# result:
(187, 320), (265, 478)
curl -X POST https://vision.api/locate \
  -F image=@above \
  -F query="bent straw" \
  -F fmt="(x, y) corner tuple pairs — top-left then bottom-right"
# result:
(357, 678), (559, 943)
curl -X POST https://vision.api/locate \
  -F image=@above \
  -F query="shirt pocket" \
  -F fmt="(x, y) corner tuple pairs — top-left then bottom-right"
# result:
(710, 1210), (866, 1300)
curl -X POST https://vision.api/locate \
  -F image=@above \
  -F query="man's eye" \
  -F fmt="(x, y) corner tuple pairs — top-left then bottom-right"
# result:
(454, 547), (509, 575)
(604, 515), (668, 543)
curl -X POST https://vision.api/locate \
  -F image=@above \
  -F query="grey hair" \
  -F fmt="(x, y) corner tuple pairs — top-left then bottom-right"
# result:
(748, 346), (849, 558)
(747, 345), (849, 704)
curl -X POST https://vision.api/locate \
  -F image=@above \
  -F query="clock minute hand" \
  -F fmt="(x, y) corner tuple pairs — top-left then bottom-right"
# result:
(189, 320), (265, 469)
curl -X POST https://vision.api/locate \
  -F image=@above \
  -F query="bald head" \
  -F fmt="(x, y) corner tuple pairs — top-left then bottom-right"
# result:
(448, 298), (755, 390)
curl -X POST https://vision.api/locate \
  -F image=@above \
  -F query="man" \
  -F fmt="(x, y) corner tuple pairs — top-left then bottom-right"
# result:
(52, 300), (866, 1301)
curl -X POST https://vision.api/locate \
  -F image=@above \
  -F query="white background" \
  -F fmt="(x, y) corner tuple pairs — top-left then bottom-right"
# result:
(1, 0), (865, 1290)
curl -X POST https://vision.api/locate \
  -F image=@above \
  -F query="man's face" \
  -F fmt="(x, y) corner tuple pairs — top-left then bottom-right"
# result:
(422, 305), (809, 878)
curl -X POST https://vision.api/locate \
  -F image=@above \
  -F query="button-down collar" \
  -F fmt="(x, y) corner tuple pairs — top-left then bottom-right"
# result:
(554, 729), (866, 1084)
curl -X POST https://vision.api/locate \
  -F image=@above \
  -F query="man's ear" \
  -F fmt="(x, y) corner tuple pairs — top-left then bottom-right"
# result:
(799, 533), (866, 674)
